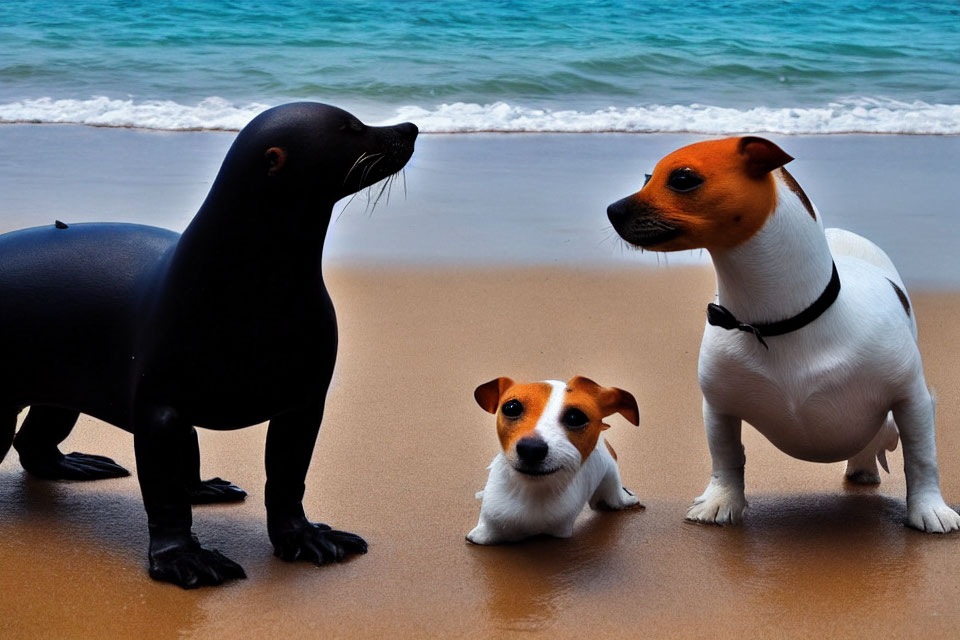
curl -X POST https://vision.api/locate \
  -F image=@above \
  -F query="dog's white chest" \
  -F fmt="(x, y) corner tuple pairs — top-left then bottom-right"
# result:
(699, 327), (897, 462)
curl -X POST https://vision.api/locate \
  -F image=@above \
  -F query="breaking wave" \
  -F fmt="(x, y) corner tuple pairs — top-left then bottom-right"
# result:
(1, 96), (958, 135)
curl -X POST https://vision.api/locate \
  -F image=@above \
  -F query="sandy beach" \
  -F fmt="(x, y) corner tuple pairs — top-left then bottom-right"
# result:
(2, 126), (960, 638)
(1, 265), (960, 638)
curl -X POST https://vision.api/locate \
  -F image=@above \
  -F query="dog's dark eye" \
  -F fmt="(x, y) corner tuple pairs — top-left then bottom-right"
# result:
(643, 173), (652, 186)
(501, 399), (523, 418)
(667, 168), (704, 193)
(562, 408), (589, 430)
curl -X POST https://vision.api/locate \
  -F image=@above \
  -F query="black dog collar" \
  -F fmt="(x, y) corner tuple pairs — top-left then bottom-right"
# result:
(706, 262), (841, 349)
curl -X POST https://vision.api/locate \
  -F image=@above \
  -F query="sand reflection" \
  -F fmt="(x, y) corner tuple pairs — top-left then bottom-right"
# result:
(469, 509), (641, 631)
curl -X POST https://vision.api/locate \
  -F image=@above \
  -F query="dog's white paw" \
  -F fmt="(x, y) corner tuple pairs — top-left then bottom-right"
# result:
(593, 486), (645, 511)
(686, 480), (747, 526)
(907, 496), (960, 534)
(466, 523), (499, 545)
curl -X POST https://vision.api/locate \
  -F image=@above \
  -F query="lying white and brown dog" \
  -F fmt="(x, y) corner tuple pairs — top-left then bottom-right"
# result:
(467, 376), (642, 544)
(607, 136), (960, 533)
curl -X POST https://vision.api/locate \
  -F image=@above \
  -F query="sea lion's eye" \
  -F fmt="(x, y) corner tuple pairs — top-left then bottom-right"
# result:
(667, 168), (703, 193)
(562, 408), (589, 430)
(339, 119), (365, 133)
(501, 399), (523, 418)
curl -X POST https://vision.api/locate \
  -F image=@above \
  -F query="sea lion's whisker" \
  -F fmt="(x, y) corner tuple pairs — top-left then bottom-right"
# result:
(367, 174), (393, 216)
(343, 152), (383, 186)
(359, 155), (386, 188)
(342, 152), (369, 186)
(382, 174), (394, 208)
(336, 191), (361, 221)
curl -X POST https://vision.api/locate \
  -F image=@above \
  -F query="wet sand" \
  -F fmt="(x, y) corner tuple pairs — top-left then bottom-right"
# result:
(2, 265), (960, 638)
(2, 125), (959, 286)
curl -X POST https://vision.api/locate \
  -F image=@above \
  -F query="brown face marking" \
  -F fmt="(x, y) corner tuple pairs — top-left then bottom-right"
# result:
(617, 137), (793, 252)
(491, 382), (553, 454)
(563, 376), (639, 462)
(887, 279), (911, 316)
(779, 167), (816, 220)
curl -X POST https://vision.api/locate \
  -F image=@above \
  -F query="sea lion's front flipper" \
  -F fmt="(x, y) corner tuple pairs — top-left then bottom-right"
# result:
(136, 405), (246, 588)
(265, 402), (368, 566)
(14, 406), (131, 480)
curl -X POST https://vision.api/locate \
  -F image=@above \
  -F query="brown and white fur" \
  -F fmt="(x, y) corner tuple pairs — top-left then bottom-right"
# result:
(467, 376), (642, 544)
(607, 136), (960, 533)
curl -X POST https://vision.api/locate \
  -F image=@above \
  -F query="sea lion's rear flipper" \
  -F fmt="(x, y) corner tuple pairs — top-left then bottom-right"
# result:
(182, 427), (247, 504)
(14, 405), (130, 480)
(189, 477), (247, 504)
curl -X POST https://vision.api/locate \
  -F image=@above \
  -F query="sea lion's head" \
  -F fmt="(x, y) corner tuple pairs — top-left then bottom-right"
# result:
(210, 102), (418, 217)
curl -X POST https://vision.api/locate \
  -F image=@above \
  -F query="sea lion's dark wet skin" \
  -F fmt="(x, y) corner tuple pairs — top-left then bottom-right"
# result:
(0, 102), (418, 588)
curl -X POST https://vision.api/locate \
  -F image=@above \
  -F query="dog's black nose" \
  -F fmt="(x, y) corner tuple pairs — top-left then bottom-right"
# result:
(607, 196), (633, 226)
(515, 437), (549, 464)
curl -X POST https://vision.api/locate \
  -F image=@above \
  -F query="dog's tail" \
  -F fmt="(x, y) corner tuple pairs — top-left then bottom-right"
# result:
(875, 413), (900, 474)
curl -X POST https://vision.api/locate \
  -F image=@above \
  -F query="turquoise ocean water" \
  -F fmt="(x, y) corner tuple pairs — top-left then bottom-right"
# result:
(1, 0), (958, 133)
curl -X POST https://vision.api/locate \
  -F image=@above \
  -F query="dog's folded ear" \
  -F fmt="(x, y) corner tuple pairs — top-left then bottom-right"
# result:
(739, 136), (794, 178)
(568, 376), (640, 426)
(474, 377), (515, 414)
(601, 387), (640, 426)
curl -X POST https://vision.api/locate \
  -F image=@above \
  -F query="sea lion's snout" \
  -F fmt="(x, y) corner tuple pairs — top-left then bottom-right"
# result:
(347, 119), (417, 193)
(393, 121), (419, 141)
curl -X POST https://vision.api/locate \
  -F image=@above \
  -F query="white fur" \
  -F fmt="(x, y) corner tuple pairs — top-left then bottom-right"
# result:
(690, 172), (960, 532)
(467, 380), (639, 544)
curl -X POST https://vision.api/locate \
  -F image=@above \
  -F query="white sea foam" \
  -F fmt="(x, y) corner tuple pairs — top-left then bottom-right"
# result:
(0, 96), (270, 131)
(390, 98), (960, 135)
(1, 96), (958, 134)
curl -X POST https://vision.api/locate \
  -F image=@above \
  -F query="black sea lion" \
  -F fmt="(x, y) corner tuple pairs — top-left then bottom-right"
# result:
(0, 102), (418, 588)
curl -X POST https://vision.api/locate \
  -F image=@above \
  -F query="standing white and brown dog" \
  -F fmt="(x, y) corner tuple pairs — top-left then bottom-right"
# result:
(467, 376), (641, 544)
(607, 136), (960, 533)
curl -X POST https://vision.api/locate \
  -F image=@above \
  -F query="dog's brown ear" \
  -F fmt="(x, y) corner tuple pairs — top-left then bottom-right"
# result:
(599, 386), (640, 426)
(568, 376), (640, 426)
(739, 137), (793, 178)
(474, 377), (514, 414)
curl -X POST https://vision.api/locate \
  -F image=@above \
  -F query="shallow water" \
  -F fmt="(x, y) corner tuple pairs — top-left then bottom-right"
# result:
(1, 1), (958, 132)
(1, 125), (958, 288)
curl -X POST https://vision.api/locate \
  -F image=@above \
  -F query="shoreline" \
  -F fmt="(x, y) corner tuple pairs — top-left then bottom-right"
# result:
(4, 121), (960, 136)
(1, 123), (958, 288)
